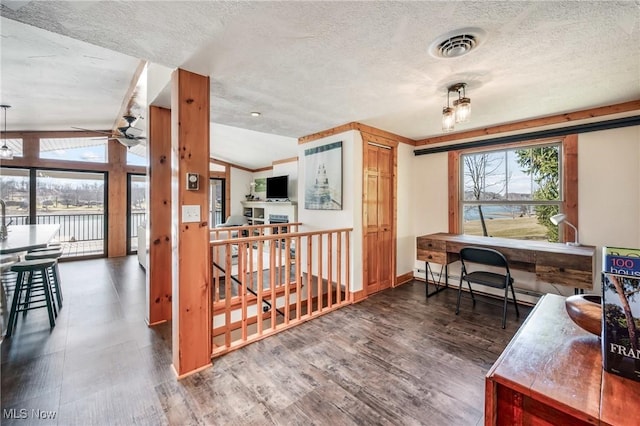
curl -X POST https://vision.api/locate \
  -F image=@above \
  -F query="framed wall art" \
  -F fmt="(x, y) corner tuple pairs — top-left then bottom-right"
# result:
(304, 141), (342, 210)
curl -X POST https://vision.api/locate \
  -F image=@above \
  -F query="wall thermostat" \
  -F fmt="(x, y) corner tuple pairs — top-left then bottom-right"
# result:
(186, 173), (199, 190)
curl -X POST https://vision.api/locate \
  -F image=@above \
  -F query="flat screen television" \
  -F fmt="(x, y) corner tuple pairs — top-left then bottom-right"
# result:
(266, 175), (288, 200)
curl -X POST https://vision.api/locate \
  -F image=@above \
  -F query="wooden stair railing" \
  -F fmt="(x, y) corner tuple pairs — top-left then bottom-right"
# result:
(210, 226), (352, 357)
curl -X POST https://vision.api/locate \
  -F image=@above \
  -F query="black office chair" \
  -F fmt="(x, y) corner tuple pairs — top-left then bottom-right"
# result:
(456, 246), (519, 329)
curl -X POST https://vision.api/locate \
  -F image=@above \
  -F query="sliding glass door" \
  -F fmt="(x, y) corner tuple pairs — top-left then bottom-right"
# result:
(35, 169), (106, 258)
(127, 174), (147, 254)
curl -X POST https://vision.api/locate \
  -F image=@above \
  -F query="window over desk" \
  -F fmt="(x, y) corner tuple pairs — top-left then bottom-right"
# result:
(451, 135), (578, 243)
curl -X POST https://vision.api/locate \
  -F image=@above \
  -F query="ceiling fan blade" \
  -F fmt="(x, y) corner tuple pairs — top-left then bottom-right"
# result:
(71, 126), (113, 136)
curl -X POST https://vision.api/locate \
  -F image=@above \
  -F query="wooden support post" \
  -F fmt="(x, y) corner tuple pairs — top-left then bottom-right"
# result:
(171, 69), (212, 377)
(107, 140), (127, 257)
(147, 106), (173, 325)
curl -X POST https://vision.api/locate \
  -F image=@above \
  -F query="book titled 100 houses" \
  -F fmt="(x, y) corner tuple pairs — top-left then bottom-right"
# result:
(602, 246), (640, 382)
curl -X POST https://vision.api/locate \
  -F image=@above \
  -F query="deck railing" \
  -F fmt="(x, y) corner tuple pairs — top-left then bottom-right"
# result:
(210, 224), (352, 357)
(7, 212), (148, 242)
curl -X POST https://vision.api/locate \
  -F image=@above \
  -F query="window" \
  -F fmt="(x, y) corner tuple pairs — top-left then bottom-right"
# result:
(40, 137), (108, 163)
(0, 167), (30, 224)
(1, 139), (23, 157)
(460, 142), (562, 242)
(126, 142), (148, 166)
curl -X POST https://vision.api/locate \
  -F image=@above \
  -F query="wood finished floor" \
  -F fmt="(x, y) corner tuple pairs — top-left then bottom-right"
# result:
(1, 256), (531, 425)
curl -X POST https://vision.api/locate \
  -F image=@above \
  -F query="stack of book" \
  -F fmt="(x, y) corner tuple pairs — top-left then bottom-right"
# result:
(602, 246), (640, 382)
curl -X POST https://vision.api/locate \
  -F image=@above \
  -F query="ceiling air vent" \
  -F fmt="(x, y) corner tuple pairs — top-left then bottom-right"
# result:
(429, 28), (485, 59)
(437, 34), (477, 58)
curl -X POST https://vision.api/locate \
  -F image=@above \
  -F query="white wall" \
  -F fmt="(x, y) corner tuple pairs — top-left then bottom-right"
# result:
(298, 130), (362, 291)
(396, 143), (415, 276)
(229, 167), (252, 216)
(410, 125), (640, 298)
(579, 125), (640, 280)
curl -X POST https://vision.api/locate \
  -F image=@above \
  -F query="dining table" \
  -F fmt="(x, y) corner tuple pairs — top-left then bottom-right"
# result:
(0, 224), (61, 255)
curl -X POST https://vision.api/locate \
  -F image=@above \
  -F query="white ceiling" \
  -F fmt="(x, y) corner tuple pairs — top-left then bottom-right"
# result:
(1, 1), (639, 168)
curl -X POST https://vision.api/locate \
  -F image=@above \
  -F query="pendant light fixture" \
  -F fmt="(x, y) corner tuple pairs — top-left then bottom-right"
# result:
(0, 105), (13, 160)
(441, 83), (471, 132)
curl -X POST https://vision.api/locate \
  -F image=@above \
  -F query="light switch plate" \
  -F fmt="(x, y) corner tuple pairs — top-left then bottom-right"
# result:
(182, 205), (201, 223)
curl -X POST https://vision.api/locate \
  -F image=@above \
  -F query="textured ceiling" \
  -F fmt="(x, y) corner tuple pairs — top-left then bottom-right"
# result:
(1, 1), (639, 167)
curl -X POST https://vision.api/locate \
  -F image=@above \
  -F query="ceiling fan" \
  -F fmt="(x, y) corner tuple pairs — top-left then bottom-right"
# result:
(72, 115), (146, 148)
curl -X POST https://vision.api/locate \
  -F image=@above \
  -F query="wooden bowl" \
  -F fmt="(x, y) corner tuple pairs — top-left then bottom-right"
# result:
(565, 294), (602, 336)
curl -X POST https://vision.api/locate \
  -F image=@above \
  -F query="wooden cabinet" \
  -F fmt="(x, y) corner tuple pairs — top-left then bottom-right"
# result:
(485, 293), (640, 425)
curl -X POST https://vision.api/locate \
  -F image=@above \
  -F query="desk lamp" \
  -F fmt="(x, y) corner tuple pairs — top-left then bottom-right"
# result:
(550, 213), (580, 246)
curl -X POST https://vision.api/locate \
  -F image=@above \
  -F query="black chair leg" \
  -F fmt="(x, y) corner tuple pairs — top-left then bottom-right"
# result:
(456, 275), (463, 315)
(501, 285), (509, 329)
(466, 280), (476, 305)
(510, 284), (519, 317)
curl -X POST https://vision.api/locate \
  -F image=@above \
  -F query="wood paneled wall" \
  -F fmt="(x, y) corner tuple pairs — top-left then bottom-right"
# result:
(170, 69), (212, 377)
(147, 106), (173, 325)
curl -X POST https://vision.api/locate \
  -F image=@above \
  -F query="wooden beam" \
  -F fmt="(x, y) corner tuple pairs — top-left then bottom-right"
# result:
(107, 140), (127, 257)
(113, 59), (148, 131)
(171, 69), (212, 377)
(416, 100), (640, 146)
(147, 106), (172, 325)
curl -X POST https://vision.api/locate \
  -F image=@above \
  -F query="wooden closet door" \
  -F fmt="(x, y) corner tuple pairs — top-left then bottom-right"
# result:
(364, 142), (393, 295)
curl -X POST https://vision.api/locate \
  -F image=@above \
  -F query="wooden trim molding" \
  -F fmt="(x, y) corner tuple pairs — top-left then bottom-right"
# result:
(448, 151), (460, 234)
(298, 123), (355, 144)
(228, 163), (253, 173)
(416, 100), (640, 146)
(272, 156), (298, 165)
(299, 122), (415, 146)
(563, 134), (578, 244)
(354, 123), (415, 146)
(352, 289), (367, 303)
(253, 166), (273, 173)
(396, 272), (414, 286)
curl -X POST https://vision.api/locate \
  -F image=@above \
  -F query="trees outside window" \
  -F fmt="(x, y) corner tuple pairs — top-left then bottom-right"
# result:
(460, 142), (562, 241)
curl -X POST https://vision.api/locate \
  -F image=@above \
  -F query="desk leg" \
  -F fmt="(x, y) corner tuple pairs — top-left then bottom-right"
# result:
(425, 261), (449, 298)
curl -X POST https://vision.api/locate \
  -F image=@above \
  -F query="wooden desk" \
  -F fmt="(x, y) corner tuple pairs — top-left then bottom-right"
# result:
(485, 294), (640, 425)
(0, 224), (60, 254)
(416, 232), (595, 291)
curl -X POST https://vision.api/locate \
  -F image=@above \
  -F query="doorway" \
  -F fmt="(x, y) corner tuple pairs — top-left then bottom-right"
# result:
(210, 178), (225, 227)
(363, 140), (396, 295)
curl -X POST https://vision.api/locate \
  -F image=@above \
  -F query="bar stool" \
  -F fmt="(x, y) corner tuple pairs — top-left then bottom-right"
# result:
(24, 249), (63, 310)
(6, 258), (58, 337)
